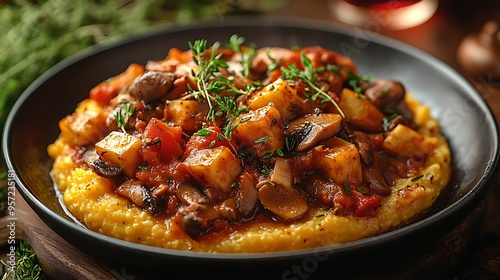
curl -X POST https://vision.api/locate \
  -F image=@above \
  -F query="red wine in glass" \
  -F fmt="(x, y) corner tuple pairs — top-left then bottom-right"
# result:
(329, 0), (439, 30)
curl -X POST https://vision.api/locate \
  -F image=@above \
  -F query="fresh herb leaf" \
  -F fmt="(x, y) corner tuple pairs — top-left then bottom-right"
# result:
(285, 137), (297, 152)
(115, 102), (136, 133)
(255, 136), (270, 144)
(262, 149), (275, 160)
(227, 34), (256, 77)
(276, 149), (284, 156)
(411, 175), (424, 182)
(281, 53), (345, 118)
(138, 163), (149, 170)
(356, 187), (367, 194)
(266, 49), (279, 72)
(196, 127), (213, 137)
(380, 88), (390, 98)
(260, 164), (271, 176)
(347, 71), (371, 95)
(1, 241), (46, 280)
(343, 183), (351, 195)
(382, 112), (400, 131)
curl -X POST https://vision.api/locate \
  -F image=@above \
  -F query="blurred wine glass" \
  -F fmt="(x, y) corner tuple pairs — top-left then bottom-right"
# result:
(328, 0), (439, 30)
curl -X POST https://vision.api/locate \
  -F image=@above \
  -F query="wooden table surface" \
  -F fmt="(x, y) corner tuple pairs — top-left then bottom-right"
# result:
(2, 1), (500, 279)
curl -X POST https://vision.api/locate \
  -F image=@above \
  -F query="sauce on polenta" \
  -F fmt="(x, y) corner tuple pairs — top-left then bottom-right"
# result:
(48, 36), (451, 252)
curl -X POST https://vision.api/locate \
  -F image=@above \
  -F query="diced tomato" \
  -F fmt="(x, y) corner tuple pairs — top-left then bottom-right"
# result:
(351, 191), (381, 217)
(183, 126), (238, 158)
(141, 145), (162, 167)
(143, 118), (183, 162)
(89, 64), (144, 105)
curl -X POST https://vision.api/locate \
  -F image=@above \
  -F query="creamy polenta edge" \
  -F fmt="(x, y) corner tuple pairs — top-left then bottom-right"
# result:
(47, 93), (451, 253)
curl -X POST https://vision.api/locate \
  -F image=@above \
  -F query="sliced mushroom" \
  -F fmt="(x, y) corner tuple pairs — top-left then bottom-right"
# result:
(394, 101), (415, 127)
(304, 174), (350, 214)
(258, 181), (308, 221)
(82, 148), (99, 166)
(350, 132), (391, 196)
(115, 180), (147, 207)
(270, 157), (294, 189)
(90, 158), (124, 179)
(350, 131), (375, 165)
(236, 173), (258, 218)
(116, 180), (163, 215)
(129, 71), (175, 102)
(362, 165), (391, 197)
(384, 114), (409, 132)
(364, 79), (405, 111)
(175, 182), (208, 206)
(178, 204), (220, 239)
(285, 113), (343, 152)
(216, 197), (238, 221)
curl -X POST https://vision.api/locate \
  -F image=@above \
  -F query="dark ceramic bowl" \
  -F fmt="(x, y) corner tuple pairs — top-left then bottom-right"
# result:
(3, 17), (499, 278)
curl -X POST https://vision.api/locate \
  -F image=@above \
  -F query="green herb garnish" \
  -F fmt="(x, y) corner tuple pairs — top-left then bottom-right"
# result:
(347, 71), (372, 96)
(411, 175), (424, 182)
(188, 38), (251, 140)
(343, 183), (351, 195)
(285, 137), (297, 152)
(115, 102), (136, 133)
(255, 136), (270, 144)
(1, 241), (46, 280)
(227, 34), (256, 78)
(382, 112), (400, 131)
(281, 53), (345, 118)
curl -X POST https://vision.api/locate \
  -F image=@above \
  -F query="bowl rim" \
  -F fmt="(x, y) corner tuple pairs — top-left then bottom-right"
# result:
(3, 16), (499, 261)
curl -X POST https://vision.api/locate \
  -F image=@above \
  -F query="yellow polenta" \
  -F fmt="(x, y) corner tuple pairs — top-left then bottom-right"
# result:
(48, 93), (451, 253)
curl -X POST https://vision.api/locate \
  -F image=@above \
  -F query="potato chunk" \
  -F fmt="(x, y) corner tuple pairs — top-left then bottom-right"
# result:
(233, 105), (284, 157)
(313, 137), (362, 186)
(382, 124), (437, 159)
(340, 88), (384, 132)
(165, 99), (208, 132)
(95, 131), (142, 178)
(59, 108), (107, 147)
(183, 146), (242, 192)
(248, 78), (305, 121)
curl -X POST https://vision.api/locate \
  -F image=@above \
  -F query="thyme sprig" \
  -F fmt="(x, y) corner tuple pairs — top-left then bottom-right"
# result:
(281, 53), (345, 118)
(188, 39), (227, 122)
(189, 36), (260, 149)
(227, 34), (256, 78)
(347, 71), (372, 96)
(188, 38), (252, 124)
(1, 241), (46, 280)
(196, 125), (238, 154)
(115, 102), (136, 133)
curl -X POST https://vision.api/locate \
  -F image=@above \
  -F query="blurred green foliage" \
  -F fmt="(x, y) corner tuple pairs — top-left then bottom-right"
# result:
(0, 0), (286, 130)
